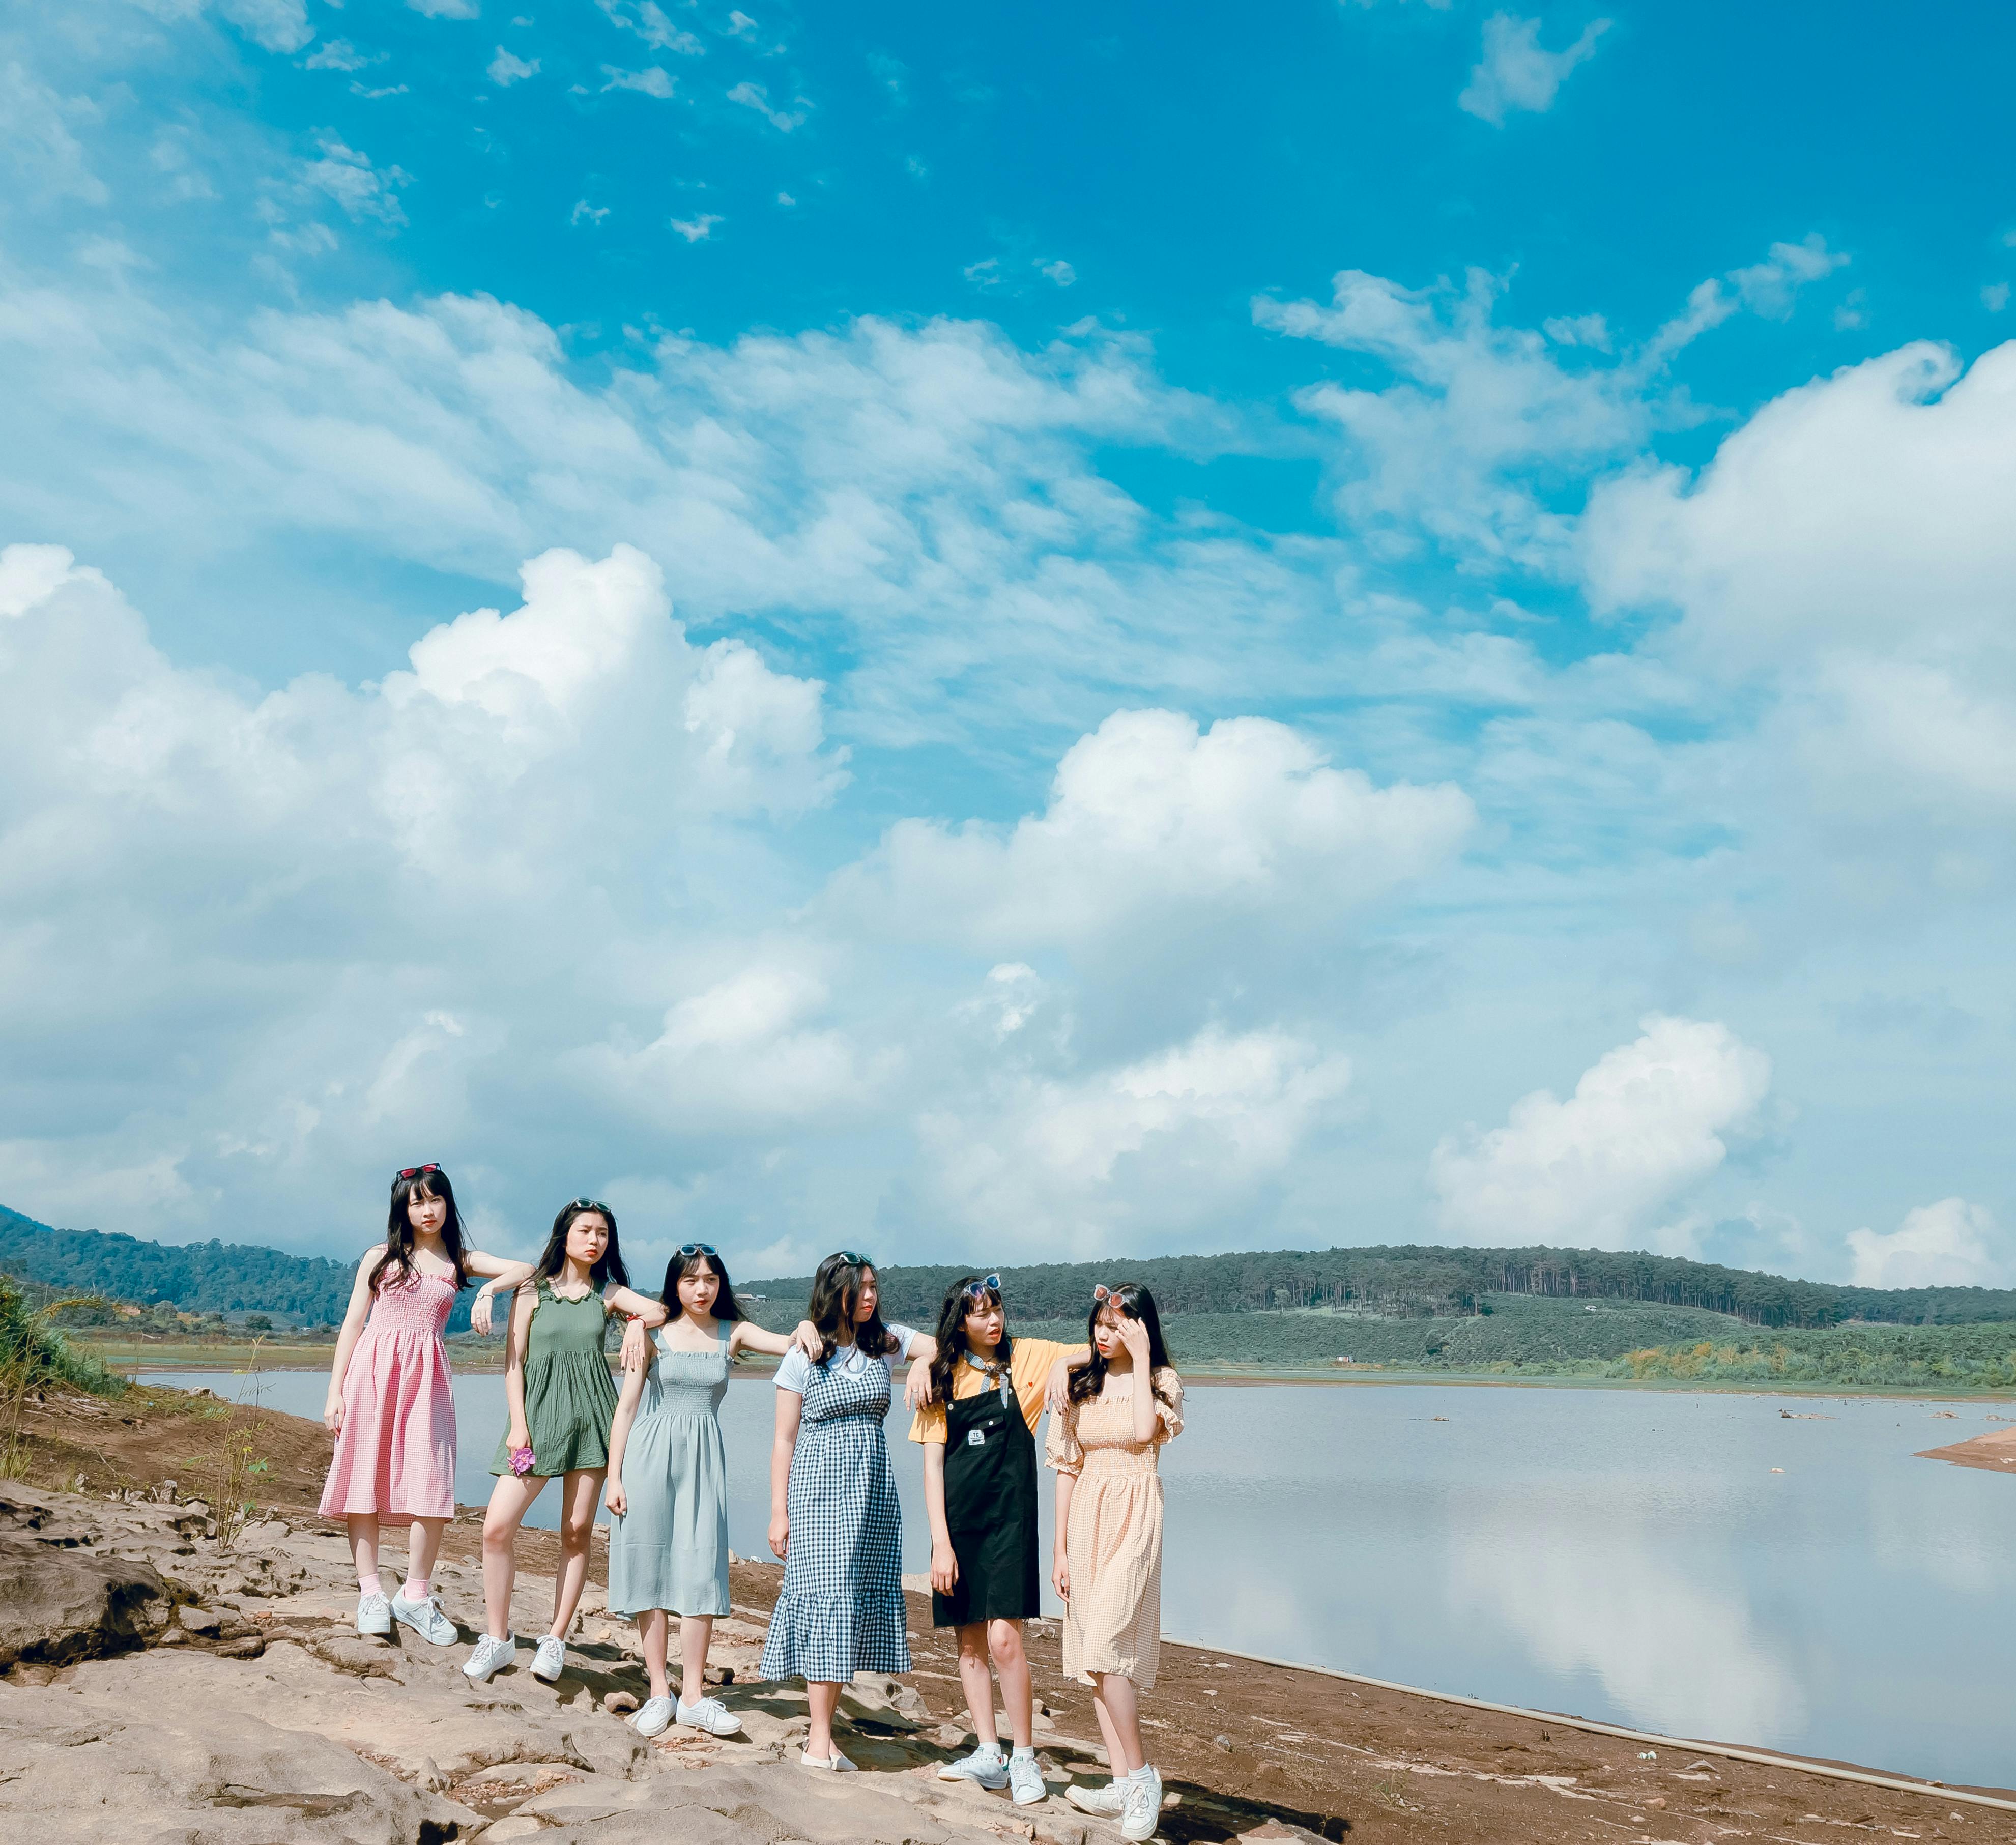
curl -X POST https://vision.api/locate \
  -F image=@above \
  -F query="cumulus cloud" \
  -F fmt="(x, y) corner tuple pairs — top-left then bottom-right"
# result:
(839, 708), (1473, 965)
(488, 47), (539, 85)
(1254, 241), (1852, 568)
(601, 65), (675, 97)
(1458, 14), (1610, 126)
(595, 0), (703, 54)
(1430, 1016), (1772, 1249)
(1847, 1199), (2009, 1289)
(299, 137), (412, 225)
(727, 81), (805, 131)
(914, 1025), (1353, 1255)
(217, 0), (314, 54)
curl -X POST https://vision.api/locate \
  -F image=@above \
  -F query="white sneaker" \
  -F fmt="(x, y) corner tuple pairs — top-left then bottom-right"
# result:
(389, 1590), (457, 1646)
(633, 1696), (675, 1738)
(1008, 1751), (1047, 1805)
(530, 1634), (566, 1682)
(463, 1632), (517, 1682)
(355, 1592), (392, 1637)
(676, 1695), (742, 1736)
(938, 1743), (1009, 1789)
(1120, 1770), (1162, 1843)
(1066, 1780), (1127, 1815)
(799, 1748), (856, 1772)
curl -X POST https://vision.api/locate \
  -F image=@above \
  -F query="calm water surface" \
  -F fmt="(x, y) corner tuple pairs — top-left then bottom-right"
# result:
(142, 1368), (2016, 1790)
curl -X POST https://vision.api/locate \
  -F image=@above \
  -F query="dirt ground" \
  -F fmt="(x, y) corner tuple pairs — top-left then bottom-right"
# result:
(14, 1380), (2016, 1844)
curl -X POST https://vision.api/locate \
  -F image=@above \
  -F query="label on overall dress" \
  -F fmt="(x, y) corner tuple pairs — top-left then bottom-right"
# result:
(966, 1427), (986, 1446)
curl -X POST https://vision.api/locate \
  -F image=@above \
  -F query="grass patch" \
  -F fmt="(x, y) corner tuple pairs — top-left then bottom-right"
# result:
(0, 1272), (127, 1477)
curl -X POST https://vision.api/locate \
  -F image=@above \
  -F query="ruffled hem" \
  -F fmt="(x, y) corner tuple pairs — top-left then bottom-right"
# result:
(758, 1590), (910, 1682)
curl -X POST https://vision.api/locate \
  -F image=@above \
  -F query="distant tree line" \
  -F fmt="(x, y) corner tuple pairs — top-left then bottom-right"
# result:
(748, 1244), (2016, 1330)
(0, 1208), (354, 1324)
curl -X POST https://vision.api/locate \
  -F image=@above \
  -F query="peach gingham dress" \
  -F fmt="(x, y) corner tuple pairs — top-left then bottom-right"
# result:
(317, 1267), (458, 1521)
(1045, 1366), (1184, 1689)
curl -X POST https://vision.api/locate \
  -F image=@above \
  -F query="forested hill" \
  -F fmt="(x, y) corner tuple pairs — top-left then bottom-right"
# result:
(0, 1206), (354, 1323)
(747, 1244), (2016, 1331)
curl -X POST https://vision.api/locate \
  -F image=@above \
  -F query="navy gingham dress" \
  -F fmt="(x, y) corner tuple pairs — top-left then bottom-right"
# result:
(759, 1340), (911, 1683)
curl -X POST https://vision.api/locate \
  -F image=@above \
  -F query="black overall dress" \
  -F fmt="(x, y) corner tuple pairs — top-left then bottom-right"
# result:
(934, 1358), (1042, 1628)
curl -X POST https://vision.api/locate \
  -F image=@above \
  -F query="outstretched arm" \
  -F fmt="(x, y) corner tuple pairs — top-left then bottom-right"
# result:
(1043, 1344), (1093, 1413)
(604, 1338), (651, 1518)
(463, 1250), (535, 1337)
(729, 1318), (824, 1360)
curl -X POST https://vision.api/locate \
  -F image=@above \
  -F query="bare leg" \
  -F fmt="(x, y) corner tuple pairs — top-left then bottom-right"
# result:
(1087, 1684), (1128, 1775)
(953, 1622), (998, 1746)
(481, 1472), (549, 1639)
(1090, 1672), (1144, 1774)
(548, 1469), (604, 1638)
(678, 1613), (713, 1707)
(637, 1609), (670, 1702)
(346, 1514), (380, 1590)
(987, 1619), (1033, 1751)
(405, 1515), (446, 1586)
(806, 1680), (843, 1760)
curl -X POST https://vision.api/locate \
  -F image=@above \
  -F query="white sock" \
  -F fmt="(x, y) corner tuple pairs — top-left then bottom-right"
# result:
(1131, 1764), (1156, 1780)
(974, 1740), (1003, 1759)
(1010, 1746), (1036, 1760)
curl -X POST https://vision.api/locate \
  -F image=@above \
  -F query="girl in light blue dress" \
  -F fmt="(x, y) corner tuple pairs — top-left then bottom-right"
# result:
(604, 1245), (818, 1738)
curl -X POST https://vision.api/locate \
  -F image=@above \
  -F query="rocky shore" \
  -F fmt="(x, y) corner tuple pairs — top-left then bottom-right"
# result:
(4, 1381), (2013, 1844)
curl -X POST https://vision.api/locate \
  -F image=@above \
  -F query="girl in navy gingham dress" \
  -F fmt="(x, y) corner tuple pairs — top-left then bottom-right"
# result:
(762, 1252), (937, 1772)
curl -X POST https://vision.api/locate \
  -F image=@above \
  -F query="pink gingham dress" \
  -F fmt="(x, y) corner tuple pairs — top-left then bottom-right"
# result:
(318, 1266), (459, 1520)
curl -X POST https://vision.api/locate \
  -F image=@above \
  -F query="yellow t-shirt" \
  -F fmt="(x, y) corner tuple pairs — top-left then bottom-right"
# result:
(907, 1337), (1076, 1445)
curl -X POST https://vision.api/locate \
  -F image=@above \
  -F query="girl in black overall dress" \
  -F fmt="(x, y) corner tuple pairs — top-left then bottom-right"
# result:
(909, 1274), (1088, 1804)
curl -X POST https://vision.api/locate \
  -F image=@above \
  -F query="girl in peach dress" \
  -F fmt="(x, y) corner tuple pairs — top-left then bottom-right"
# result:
(319, 1166), (534, 1644)
(1047, 1282), (1184, 1844)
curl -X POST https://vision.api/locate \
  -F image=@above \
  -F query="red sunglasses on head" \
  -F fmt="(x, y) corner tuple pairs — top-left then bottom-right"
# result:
(397, 1163), (441, 1180)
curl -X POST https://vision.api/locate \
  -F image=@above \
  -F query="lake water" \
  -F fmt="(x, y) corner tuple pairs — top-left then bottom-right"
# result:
(140, 1367), (2016, 1792)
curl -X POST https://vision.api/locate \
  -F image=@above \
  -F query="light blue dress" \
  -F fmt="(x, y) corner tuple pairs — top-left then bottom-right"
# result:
(607, 1323), (733, 1618)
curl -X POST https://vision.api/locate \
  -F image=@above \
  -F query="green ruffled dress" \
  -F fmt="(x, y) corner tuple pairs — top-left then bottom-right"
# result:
(490, 1280), (620, 1478)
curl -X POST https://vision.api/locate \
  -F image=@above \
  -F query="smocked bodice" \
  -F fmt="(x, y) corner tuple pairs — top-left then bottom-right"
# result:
(645, 1330), (730, 1420)
(364, 1268), (456, 1338)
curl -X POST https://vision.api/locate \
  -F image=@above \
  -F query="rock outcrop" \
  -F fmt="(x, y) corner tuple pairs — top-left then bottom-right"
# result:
(0, 1482), (1142, 1845)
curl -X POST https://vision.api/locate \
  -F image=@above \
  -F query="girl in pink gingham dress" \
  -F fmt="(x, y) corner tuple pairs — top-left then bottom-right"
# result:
(319, 1166), (534, 1644)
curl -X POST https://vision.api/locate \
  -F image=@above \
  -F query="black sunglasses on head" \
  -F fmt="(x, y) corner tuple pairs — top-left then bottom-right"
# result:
(569, 1198), (613, 1217)
(833, 1250), (871, 1267)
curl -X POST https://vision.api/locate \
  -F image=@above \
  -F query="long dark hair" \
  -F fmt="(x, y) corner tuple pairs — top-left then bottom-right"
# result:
(1069, 1280), (1177, 1407)
(807, 1252), (894, 1365)
(370, 1168), (470, 1294)
(533, 1199), (631, 1292)
(930, 1274), (1006, 1405)
(662, 1246), (742, 1323)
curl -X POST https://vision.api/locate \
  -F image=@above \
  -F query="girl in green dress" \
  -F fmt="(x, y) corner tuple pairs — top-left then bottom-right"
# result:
(465, 1199), (665, 1685)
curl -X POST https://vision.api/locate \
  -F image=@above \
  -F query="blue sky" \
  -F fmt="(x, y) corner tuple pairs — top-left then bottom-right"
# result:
(3, 0), (2013, 1291)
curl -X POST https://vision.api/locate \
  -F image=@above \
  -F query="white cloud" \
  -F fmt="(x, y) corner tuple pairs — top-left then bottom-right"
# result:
(304, 39), (376, 72)
(0, 62), (110, 207)
(1458, 14), (1610, 126)
(217, 0), (314, 53)
(595, 0), (703, 53)
(601, 65), (674, 97)
(1984, 282), (2010, 313)
(727, 80), (805, 132)
(409, 0), (481, 17)
(1847, 1198), (2009, 1289)
(300, 137), (412, 225)
(1430, 1016), (1772, 1249)
(1039, 259), (1077, 287)
(1255, 240), (1853, 568)
(915, 1026), (1352, 1255)
(670, 213), (722, 242)
(488, 46), (539, 85)
(839, 708), (1473, 964)
(571, 199), (610, 226)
